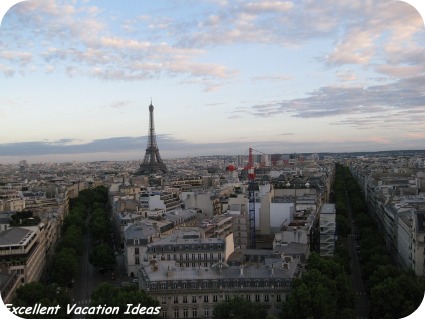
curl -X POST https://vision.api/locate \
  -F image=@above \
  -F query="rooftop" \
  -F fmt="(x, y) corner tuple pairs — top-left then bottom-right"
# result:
(0, 227), (34, 246)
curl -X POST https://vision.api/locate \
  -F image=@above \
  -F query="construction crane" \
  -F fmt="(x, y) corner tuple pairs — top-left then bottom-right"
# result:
(227, 147), (264, 248)
(247, 147), (257, 249)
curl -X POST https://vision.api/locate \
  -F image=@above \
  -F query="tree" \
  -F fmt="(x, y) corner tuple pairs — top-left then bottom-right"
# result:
(90, 283), (159, 318)
(282, 253), (355, 319)
(13, 282), (71, 319)
(336, 215), (350, 237)
(89, 243), (116, 272)
(52, 248), (78, 286)
(213, 296), (268, 319)
(58, 224), (83, 255)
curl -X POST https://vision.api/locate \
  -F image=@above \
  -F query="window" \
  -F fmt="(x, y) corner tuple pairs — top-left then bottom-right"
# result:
(213, 295), (218, 302)
(135, 247), (139, 255)
(162, 309), (167, 318)
(192, 296), (197, 303)
(186, 254), (189, 260)
(264, 294), (269, 302)
(276, 294), (282, 302)
(174, 296), (179, 304)
(210, 253), (214, 260)
(192, 254), (195, 260)
(204, 295), (209, 303)
(167, 254), (170, 260)
(183, 296), (188, 303)
(225, 295), (230, 301)
(218, 253), (222, 260)
(174, 308), (179, 318)
(135, 256), (140, 265)
(204, 253), (208, 260)
(198, 253), (202, 260)
(192, 308), (197, 318)
(204, 307), (209, 317)
(246, 295), (251, 301)
(161, 297), (166, 304)
(255, 295), (260, 302)
(183, 308), (188, 318)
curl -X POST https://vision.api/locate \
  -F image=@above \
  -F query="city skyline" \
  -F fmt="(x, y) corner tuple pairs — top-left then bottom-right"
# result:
(0, 0), (425, 164)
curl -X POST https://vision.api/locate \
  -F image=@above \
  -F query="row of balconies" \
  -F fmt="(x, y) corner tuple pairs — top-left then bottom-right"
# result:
(146, 280), (291, 292)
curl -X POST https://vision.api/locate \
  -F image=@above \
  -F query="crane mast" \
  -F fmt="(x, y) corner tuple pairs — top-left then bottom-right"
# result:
(248, 147), (256, 249)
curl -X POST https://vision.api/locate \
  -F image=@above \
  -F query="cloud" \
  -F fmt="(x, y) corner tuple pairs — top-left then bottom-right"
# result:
(233, 74), (425, 130)
(251, 75), (292, 82)
(0, 0), (236, 90)
(105, 100), (135, 109)
(1, 133), (423, 164)
(243, 1), (294, 13)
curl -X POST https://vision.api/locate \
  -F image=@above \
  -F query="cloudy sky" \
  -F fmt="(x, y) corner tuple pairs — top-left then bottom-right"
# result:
(0, 0), (424, 163)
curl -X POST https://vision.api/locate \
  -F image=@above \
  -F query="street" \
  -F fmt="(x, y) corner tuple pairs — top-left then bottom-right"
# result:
(70, 217), (131, 318)
(345, 191), (370, 319)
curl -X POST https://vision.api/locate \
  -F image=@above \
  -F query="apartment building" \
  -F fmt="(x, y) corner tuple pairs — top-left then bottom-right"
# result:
(320, 204), (336, 257)
(273, 208), (320, 253)
(138, 247), (299, 318)
(145, 231), (234, 264)
(0, 225), (46, 285)
(350, 157), (425, 275)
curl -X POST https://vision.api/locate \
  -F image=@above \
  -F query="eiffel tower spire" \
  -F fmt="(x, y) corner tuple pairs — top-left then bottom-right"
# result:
(136, 101), (168, 175)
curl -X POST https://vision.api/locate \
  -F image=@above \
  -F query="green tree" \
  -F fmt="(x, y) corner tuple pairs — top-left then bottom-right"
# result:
(213, 296), (268, 319)
(90, 283), (159, 318)
(52, 248), (78, 286)
(13, 282), (71, 319)
(89, 243), (116, 272)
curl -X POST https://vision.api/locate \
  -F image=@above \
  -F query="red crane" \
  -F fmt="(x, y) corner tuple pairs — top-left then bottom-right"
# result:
(248, 147), (257, 248)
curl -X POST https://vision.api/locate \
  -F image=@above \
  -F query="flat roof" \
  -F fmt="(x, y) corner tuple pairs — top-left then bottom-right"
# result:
(0, 227), (34, 246)
(321, 203), (336, 214)
(140, 259), (298, 282)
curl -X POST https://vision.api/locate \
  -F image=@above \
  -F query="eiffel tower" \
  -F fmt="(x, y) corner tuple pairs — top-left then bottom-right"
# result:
(136, 101), (168, 175)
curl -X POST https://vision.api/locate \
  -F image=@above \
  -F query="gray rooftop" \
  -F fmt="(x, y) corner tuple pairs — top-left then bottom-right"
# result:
(321, 203), (336, 214)
(140, 258), (298, 282)
(124, 222), (159, 241)
(0, 227), (34, 246)
(148, 233), (225, 247)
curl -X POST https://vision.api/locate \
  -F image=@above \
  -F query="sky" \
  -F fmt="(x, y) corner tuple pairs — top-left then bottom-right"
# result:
(0, 0), (424, 163)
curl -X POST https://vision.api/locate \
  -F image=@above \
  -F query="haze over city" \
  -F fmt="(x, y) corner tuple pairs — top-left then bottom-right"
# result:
(0, 0), (424, 164)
